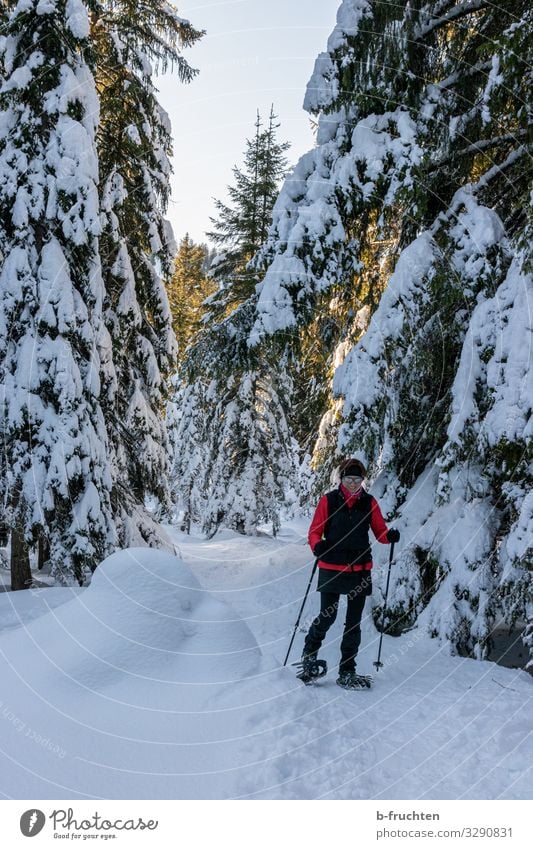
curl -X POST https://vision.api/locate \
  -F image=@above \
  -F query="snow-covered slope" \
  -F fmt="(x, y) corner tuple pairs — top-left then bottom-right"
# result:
(0, 532), (530, 799)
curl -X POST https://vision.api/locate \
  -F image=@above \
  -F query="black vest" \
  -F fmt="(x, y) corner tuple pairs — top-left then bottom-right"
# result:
(322, 488), (373, 565)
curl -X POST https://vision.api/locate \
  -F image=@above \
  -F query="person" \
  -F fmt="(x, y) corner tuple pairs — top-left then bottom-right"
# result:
(301, 457), (400, 689)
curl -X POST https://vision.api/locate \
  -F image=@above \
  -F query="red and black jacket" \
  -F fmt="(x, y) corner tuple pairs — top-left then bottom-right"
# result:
(308, 485), (390, 572)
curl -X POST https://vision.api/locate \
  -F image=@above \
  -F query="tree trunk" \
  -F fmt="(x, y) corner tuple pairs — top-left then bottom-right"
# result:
(180, 483), (193, 534)
(37, 536), (50, 570)
(10, 527), (32, 590)
(181, 510), (191, 535)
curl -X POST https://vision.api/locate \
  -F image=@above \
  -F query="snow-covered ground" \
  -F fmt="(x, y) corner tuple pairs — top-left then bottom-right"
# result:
(0, 522), (531, 800)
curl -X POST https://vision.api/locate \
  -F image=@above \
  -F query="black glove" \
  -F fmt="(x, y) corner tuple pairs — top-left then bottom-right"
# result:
(387, 528), (400, 544)
(313, 540), (329, 558)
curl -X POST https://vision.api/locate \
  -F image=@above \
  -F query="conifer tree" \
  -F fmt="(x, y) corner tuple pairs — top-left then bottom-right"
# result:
(0, 0), (116, 585)
(166, 375), (209, 531)
(201, 366), (295, 537)
(172, 302), (297, 537)
(91, 0), (203, 542)
(169, 109), (295, 536)
(206, 106), (289, 312)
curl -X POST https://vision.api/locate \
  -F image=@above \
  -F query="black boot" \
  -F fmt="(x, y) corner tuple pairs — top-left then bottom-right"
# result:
(294, 653), (327, 684)
(336, 670), (373, 690)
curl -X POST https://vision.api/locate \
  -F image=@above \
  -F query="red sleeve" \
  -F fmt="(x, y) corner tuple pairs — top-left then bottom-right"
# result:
(308, 495), (329, 552)
(370, 497), (389, 543)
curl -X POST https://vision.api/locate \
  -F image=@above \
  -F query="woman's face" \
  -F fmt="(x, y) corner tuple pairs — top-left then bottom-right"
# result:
(342, 475), (363, 494)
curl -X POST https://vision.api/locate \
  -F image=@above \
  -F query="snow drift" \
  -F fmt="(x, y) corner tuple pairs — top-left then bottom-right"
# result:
(0, 548), (264, 798)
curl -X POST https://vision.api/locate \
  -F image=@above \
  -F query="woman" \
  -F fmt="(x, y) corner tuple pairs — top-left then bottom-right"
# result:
(300, 458), (399, 689)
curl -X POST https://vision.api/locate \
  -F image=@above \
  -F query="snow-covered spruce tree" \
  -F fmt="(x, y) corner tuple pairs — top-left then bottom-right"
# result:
(91, 1), (203, 543)
(201, 367), (294, 537)
(334, 1), (533, 659)
(0, 0), (116, 586)
(250, 0), (425, 341)
(165, 235), (216, 529)
(169, 110), (296, 536)
(175, 301), (297, 537)
(250, 0), (533, 661)
(166, 374), (210, 531)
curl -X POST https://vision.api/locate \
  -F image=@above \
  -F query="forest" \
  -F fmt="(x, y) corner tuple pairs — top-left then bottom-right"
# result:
(0, 0), (531, 670)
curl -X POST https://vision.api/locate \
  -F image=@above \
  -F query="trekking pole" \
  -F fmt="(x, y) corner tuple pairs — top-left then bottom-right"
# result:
(283, 558), (319, 667)
(373, 541), (395, 671)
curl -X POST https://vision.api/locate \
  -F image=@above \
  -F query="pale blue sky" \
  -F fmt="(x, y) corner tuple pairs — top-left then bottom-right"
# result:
(157, 0), (340, 246)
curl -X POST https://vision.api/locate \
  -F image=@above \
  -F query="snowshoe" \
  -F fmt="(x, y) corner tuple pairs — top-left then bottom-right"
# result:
(293, 656), (328, 685)
(336, 671), (373, 690)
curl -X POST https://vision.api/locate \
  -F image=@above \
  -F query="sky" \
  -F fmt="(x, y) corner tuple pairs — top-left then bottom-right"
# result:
(156, 0), (340, 247)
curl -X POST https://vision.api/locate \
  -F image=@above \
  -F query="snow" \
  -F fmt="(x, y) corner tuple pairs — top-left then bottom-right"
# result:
(303, 51), (338, 113)
(334, 231), (436, 412)
(482, 258), (533, 446)
(303, 0), (372, 113)
(0, 65), (32, 92)
(0, 586), (83, 634)
(505, 490), (533, 563)
(65, 0), (90, 40)
(441, 250), (533, 455)
(35, 0), (56, 14)
(481, 55), (502, 125)
(0, 532), (530, 800)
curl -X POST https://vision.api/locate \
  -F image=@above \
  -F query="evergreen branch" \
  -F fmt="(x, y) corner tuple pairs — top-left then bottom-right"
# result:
(415, 0), (492, 41)
(424, 131), (528, 173)
(477, 144), (531, 188)
(436, 59), (493, 90)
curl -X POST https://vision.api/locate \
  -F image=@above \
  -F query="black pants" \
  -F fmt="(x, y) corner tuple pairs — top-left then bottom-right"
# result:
(303, 589), (367, 673)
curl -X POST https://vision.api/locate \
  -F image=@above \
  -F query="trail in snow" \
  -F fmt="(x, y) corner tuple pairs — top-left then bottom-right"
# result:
(168, 524), (532, 800)
(0, 524), (530, 799)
